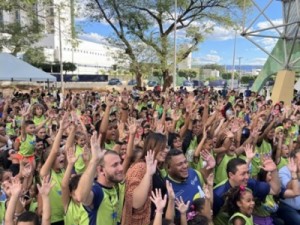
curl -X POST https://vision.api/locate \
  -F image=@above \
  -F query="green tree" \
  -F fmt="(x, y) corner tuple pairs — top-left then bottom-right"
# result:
(202, 64), (225, 74)
(23, 47), (46, 67)
(86, 0), (249, 90)
(241, 75), (255, 84)
(222, 72), (238, 80)
(0, 0), (49, 55)
(178, 69), (197, 80)
(63, 62), (77, 74)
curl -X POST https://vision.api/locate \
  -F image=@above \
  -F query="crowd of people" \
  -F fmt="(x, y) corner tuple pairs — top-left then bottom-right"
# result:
(0, 85), (300, 225)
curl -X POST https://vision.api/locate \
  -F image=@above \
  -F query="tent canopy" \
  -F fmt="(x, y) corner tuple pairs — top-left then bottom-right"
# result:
(0, 53), (56, 82)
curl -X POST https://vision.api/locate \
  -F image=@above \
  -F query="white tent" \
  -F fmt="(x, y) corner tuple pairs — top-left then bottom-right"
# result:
(0, 53), (56, 82)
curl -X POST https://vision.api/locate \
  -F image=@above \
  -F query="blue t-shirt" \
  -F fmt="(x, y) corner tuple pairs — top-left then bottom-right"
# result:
(166, 168), (204, 217)
(279, 166), (300, 210)
(213, 179), (270, 215)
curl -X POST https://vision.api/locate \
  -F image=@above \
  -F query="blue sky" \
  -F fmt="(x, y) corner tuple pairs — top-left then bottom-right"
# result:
(76, 1), (282, 66)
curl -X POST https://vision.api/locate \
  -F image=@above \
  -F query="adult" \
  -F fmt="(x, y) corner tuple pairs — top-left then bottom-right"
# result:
(122, 132), (168, 225)
(76, 132), (124, 225)
(278, 148), (300, 223)
(213, 157), (280, 225)
(165, 149), (214, 217)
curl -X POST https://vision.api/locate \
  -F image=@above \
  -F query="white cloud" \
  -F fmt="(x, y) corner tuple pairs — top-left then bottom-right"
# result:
(79, 32), (109, 44)
(210, 50), (218, 54)
(256, 19), (282, 30)
(257, 37), (278, 51)
(247, 57), (267, 65)
(195, 54), (222, 64)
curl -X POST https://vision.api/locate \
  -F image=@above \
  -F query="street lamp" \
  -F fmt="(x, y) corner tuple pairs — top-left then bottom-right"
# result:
(48, 5), (64, 95)
(231, 30), (237, 90)
(173, 0), (177, 89)
(57, 7), (64, 95)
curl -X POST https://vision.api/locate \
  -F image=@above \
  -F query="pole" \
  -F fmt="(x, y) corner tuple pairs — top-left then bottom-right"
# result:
(231, 30), (237, 90)
(58, 7), (64, 95)
(238, 57), (242, 86)
(173, 0), (177, 89)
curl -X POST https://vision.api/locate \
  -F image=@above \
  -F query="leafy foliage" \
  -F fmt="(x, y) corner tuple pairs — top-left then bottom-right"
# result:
(178, 69), (197, 80)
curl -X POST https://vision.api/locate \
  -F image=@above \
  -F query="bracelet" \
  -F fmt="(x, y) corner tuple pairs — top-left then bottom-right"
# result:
(122, 107), (129, 110)
(292, 177), (298, 180)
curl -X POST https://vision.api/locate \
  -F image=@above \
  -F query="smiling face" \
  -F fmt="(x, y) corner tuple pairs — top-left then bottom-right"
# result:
(100, 153), (124, 185)
(229, 164), (250, 187)
(167, 154), (189, 181)
(237, 191), (255, 216)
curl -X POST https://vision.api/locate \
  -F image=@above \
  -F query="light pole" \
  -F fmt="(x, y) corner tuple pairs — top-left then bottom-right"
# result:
(238, 57), (242, 86)
(57, 7), (64, 95)
(231, 30), (237, 90)
(173, 0), (177, 89)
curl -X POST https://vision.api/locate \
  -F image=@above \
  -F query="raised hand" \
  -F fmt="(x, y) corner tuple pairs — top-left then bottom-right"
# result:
(166, 180), (175, 200)
(60, 112), (70, 130)
(10, 177), (22, 197)
(90, 131), (106, 161)
(128, 117), (137, 135)
(37, 175), (54, 197)
(201, 150), (216, 170)
(203, 184), (211, 200)
(105, 95), (115, 108)
(175, 196), (190, 214)
(287, 157), (297, 173)
(66, 146), (78, 165)
(261, 156), (277, 172)
(145, 150), (157, 176)
(149, 188), (167, 212)
(156, 121), (165, 134)
(244, 144), (255, 161)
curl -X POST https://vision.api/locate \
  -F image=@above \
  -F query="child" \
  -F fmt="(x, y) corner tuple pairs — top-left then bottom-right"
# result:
(32, 104), (46, 127)
(223, 186), (255, 225)
(62, 147), (88, 225)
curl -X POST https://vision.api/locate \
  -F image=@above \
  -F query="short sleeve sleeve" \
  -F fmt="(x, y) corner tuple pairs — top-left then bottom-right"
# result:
(279, 166), (292, 188)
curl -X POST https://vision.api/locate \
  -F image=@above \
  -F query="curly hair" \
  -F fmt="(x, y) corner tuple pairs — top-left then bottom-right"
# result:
(222, 186), (252, 216)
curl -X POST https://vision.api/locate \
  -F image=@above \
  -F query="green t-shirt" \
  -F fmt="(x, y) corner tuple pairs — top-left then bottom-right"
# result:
(75, 145), (86, 174)
(252, 140), (272, 177)
(19, 134), (36, 156)
(64, 200), (89, 225)
(49, 169), (65, 223)
(0, 201), (5, 224)
(215, 154), (236, 184)
(229, 212), (253, 225)
(277, 157), (288, 170)
(253, 195), (278, 217)
(33, 115), (45, 126)
(29, 199), (38, 213)
(5, 122), (15, 136)
(104, 141), (116, 151)
(93, 183), (120, 225)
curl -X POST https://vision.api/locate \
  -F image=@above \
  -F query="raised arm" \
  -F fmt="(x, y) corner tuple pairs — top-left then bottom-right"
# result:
(76, 132), (105, 207)
(261, 157), (281, 195)
(40, 113), (69, 178)
(132, 150), (157, 209)
(62, 147), (78, 212)
(38, 175), (54, 225)
(99, 95), (114, 134)
(149, 188), (167, 225)
(122, 118), (137, 173)
(4, 178), (22, 225)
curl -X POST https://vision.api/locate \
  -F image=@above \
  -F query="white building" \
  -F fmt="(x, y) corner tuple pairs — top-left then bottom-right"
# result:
(1, 0), (125, 75)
